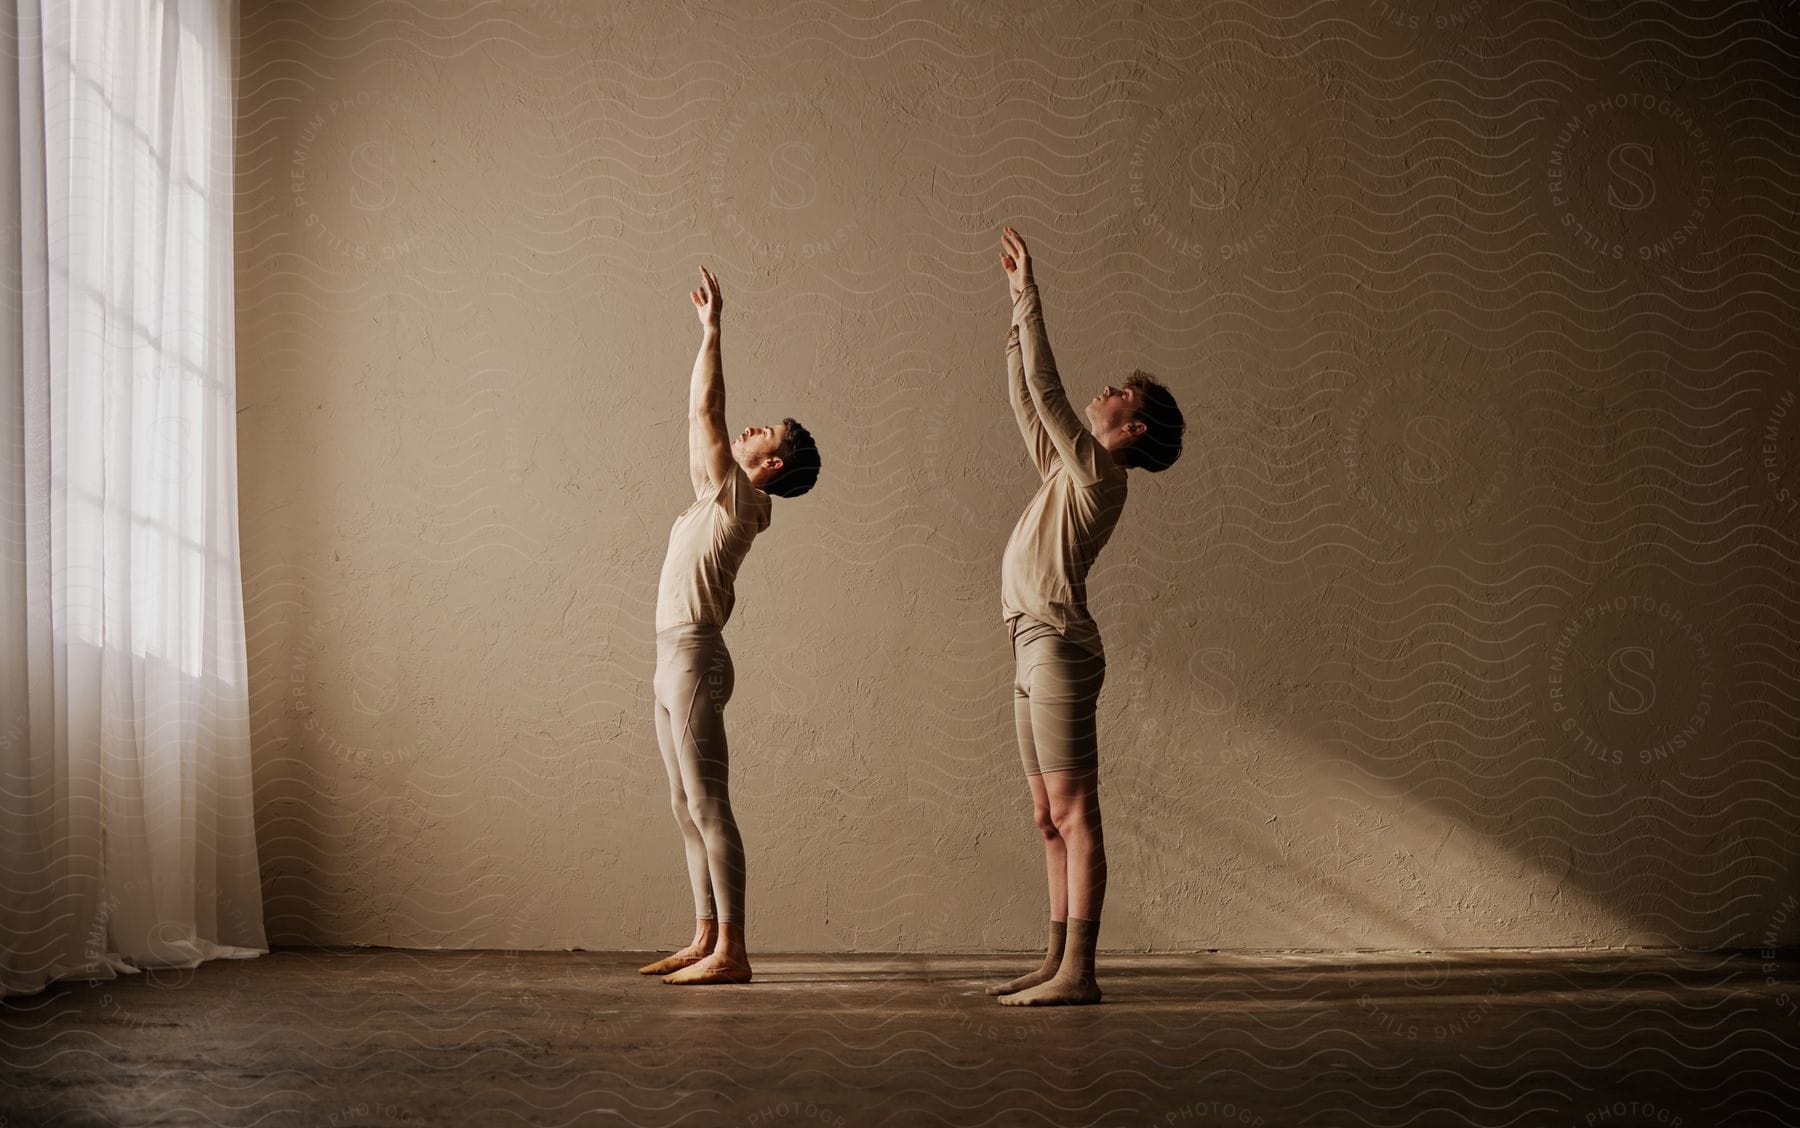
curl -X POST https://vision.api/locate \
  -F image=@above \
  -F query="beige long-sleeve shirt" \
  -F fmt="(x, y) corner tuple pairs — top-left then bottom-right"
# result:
(655, 462), (772, 633)
(999, 283), (1129, 657)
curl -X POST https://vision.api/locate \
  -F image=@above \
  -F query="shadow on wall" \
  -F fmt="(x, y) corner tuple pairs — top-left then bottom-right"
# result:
(232, 0), (1800, 952)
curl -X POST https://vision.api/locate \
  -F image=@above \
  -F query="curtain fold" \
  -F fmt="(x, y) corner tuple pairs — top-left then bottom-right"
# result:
(1, 0), (264, 998)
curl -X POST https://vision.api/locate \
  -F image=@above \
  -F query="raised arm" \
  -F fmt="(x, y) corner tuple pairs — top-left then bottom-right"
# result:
(999, 231), (1059, 479)
(1007, 324), (1058, 480)
(1000, 227), (1109, 485)
(687, 265), (735, 494)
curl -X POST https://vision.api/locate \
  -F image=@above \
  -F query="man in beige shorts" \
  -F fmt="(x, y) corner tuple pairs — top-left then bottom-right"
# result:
(637, 265), (821, 986)
(987, 228), (1186, 1006)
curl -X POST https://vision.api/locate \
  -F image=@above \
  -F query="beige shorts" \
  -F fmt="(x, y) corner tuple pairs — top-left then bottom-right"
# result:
(1010, 616), (1106, 775)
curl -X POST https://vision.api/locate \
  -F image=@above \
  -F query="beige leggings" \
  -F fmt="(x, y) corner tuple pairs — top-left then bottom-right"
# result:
(1011, 616), (1106, 775)
(653, 624), (746, 924)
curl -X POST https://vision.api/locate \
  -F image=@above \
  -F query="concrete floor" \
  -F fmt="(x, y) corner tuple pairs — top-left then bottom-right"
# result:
(3, 947), (1796, 1127)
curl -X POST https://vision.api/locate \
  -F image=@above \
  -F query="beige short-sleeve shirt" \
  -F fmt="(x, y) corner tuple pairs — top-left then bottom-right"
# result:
(655, 464), (772, 632)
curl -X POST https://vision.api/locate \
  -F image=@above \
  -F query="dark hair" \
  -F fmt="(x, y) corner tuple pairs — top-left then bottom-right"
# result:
(1120, 370), (1184, 473)
(765, 416), (820, 498)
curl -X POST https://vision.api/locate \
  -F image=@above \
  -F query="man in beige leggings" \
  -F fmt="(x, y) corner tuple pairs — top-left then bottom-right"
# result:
(987, 228), (1185, 1006)
(637, 265), (821, 986)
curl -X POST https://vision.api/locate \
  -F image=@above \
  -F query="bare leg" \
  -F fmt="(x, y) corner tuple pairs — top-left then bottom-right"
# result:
(1034, 774), (1069, 922)
(1051, 767), (1105, 922)
(1001, 767), (1103, 1006)
(988, 773), (1069, 995)
(988, 659), (1071, 997)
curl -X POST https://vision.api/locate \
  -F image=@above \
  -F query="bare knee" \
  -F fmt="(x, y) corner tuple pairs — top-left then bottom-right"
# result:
(1033, 804), (1059, 841)
(1050, 802), (1097, 840)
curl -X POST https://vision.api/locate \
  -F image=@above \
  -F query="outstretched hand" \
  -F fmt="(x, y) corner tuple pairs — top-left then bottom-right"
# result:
(691, 265), (722, 331)
(998, 226), (1033, 299)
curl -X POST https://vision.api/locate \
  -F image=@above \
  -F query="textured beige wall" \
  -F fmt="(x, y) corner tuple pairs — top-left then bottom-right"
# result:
(235, 0), (1800, 953)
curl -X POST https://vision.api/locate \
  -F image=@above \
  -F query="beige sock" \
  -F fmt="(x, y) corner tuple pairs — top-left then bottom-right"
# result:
(998, 916), (1101, 1006)
(985, 920), (1067, 996)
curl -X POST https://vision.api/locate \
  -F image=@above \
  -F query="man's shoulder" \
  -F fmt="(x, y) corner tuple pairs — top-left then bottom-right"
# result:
(1060, 444), (1129, 490)
(713, 464), (772, 529)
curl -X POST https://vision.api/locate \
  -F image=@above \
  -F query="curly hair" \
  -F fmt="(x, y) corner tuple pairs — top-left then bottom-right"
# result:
(764, 417), (821, 498)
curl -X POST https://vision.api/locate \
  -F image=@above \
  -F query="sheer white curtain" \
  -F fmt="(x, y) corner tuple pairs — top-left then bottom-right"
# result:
(1, 0), (264, 997)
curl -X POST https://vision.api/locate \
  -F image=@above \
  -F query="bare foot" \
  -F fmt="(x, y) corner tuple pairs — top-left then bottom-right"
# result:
(637, 944), (710, 975)
(985, 960), (1060, 996)
(997, 974), (1101, 1006)
(661, 952), (752, 985)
